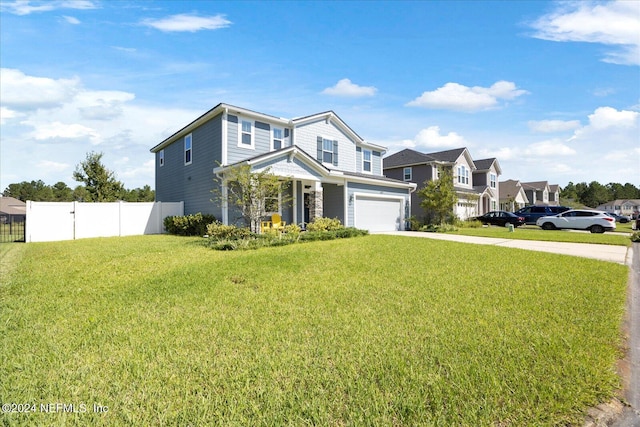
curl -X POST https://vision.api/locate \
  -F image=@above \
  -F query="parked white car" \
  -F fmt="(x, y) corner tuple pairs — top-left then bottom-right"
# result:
(536, 209), (616, 233)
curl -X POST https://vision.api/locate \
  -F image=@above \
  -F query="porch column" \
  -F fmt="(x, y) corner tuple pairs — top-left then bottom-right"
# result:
(310, 181), (323, 220)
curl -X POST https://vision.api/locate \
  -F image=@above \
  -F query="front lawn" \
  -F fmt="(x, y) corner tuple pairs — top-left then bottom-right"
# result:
(0, 235), (628, 426)
(451, 225), (632, 246)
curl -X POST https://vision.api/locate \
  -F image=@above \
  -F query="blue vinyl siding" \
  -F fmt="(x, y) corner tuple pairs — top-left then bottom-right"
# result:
(226, 115), (272, 164)
(155, 113), (223, 218)
(322, 183), (344, 223)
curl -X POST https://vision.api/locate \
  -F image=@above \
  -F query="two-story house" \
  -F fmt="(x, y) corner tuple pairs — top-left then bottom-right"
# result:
(499, 179), (530, 212)
(383, 147), (500, 221)
(521, 181), (550, 206)
(150, 103), (416, 232)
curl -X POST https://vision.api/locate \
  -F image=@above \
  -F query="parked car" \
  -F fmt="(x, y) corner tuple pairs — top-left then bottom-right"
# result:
(514, 205), (571, 224)
(606, 213), (630, 223)
(536, 209), (616, 233)
(473, 211), (525, 227)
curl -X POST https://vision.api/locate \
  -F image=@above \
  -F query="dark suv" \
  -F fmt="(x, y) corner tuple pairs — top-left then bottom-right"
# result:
(514, 205), (571, 225)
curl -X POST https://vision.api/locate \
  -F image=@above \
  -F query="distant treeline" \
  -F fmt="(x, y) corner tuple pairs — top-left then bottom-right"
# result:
(560, 181), (640, 208)
(2, 180), (155, 203)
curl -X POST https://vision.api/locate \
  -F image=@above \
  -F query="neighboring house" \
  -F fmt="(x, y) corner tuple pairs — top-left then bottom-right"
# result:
(150, 103), (416, 232)
(499, 179), (530, 212)
(383, 147), (500, 220)
(597, 199), (640, 218)
(521, 181), (550, 205)
(548, 184), (561, 205)
(0, 196), (26, 223)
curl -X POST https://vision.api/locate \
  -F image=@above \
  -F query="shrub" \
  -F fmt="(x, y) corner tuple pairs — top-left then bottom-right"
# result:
(206, 222), (252, 240)
(421, 223), (458, 233)
(631, 231), (640, 243)
(164, 213), (216, 236)
(460, 219), (483, 228)
(306, 217), (343, 232)
(406, 216), (422, 231)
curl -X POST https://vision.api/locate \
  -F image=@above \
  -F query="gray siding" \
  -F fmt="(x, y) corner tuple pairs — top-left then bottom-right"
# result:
(226, 115), (272, 165)
(155, 113), (223, 218)
(294, 119), (357, 172)
(473, 172), (488, 186)
(385, 164), (431, 220)
(322, 183), (345, 223)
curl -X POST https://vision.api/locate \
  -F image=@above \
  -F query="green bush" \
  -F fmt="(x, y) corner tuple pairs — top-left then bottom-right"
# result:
(406, 216), (422, 231)
(631, 231), (640, 243)
(164, 213), (216, 236)
(206, 222), (252, 240)
(306, 217), (343, 231)
(422, 223), (459, 233)
(460, 219), (483, 228)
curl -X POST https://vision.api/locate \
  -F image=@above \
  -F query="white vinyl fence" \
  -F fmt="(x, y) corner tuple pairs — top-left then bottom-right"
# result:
(25, 201), (184, 243)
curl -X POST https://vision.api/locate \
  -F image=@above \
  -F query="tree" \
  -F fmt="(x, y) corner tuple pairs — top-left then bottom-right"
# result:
(212, 165), (291, 233)
(2, 180), (53, 201)
(72, 152), (124, 202)
(417, 166), (458, 225)
(52, 181), (73, 201)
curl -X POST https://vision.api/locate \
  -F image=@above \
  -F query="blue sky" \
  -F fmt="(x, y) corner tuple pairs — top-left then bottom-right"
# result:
(1, 0), (639, 191)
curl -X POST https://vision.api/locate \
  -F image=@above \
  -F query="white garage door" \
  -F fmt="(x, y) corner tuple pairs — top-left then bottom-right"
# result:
(355, 196), (402, 232)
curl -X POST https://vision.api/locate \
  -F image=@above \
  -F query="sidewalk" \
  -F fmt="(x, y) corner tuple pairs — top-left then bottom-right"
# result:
(376, 231), (632, 265)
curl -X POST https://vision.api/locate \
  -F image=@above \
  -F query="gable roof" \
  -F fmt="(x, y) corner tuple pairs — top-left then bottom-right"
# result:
(473, 158), (502, 175)
(521, 181), (550, 191)
(426, 147), (467, 163)
(383, 148), (435, 168)
(499, 180), (529, 203)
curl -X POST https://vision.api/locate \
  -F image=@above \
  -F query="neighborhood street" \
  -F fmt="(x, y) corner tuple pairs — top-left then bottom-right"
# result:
(378, 231), (639, 425)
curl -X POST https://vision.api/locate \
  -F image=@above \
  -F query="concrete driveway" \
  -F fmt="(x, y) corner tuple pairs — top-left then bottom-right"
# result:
(376, 231), (632, 265)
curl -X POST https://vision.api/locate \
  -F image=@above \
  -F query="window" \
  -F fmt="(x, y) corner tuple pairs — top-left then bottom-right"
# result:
(184, 134), (192, 165)
(239, 119), (253, 148)
(457, 165), (469, 185)
(403, 167), (412, 181)
(362, 149), (372, 172)
(317, 136), (338, 166)
(490, 173), (496, 188)
(273, 128), (283, 150)
(159, 149), (164, 167)
(265, 194), (280, 215)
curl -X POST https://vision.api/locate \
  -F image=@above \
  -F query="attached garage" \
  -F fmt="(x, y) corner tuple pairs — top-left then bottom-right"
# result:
(354, 195), (403, 232)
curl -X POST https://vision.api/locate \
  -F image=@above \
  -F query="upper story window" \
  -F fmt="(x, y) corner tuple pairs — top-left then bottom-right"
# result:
(239, 119), (254, 149)
(159, 149), (164, 167)
(362, 149), (372, 173)
(490, 173), (496, 188)
(457, 165), (469, 185)
(184, 134), (192, 165)
(317, 136), (338, 166)
(403, 167), (412, 181)
(273, 127), (283, 150)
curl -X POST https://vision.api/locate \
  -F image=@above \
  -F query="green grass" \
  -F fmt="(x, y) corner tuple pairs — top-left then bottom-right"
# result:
(0, 235), (628, 426)
(451, 225), (632, 246)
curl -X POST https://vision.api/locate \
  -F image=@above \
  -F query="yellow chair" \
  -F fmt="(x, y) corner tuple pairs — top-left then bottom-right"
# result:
(261, 214), (286, 233)
(271, 213), (286, 230)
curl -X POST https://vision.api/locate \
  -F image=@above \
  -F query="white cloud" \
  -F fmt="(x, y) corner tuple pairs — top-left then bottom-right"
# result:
(524, 139), (576, 157)
(0, 106), (21, 125)
(529, 0), (640, 66)
(29, 121), (101, 144)
(0, 68), (80, 110)
(322, 79), (377, 97)
(62, 15), (80, 24)
(1, 0), (97, 15)
(36, 160), (70, 173)
(401, 126), (467, 149)
(142, 13), (231, 32)
(406, 81), (528, 112)
(528, 119), (581, 133)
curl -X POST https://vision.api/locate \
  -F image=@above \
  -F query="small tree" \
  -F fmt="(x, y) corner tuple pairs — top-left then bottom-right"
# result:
(73, 152), (124, 202)
(212, 165), (291, 233)
(418, 166), (458, 225)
